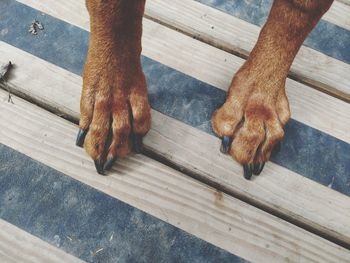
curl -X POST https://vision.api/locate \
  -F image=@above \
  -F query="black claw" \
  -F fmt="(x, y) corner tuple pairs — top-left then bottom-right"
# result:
(133, 134), (143, 154)
(220, 136), (231, 154)
(103, 158), (116, 171)
(76, 129), (87, 147)
(253, 162), (265, 175)
(94, 160), (105, 175)
(243, 164), (253, 180)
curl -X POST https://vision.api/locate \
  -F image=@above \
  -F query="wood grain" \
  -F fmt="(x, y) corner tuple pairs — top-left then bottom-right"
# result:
(12, 0), (350, 140)
(144, 0), (350, 101)
(2, 29), (350, 144)
(16, 0), (350, 101)
(337, 0), (350, 6)
(1, 90), (350, 263)
(323, 1), (350, 31)
(0, 220), (85, 263)
(1, 42), (350, 246)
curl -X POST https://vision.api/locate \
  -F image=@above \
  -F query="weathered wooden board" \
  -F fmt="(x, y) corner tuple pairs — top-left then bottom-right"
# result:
(338, 0), (350, 6)
(2, 26), (350, 144)
(1, 41), (350, 247)
(1, 90), (350, 263)
(144, 0), (350, 101)
(0, 220), (85, 263)
(16, 0), (350, 101)
(12, 1), (350, 142)
(324, 1), (350, 31)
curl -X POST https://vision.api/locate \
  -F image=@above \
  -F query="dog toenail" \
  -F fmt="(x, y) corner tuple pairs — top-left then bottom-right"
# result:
(76, 129), (87, 147)
(220, 136), (231, 154)
(253, 162), (265, 175)
(94, 160), (105, 175)
(103, 158), (116, 171)
(243, 164), (253, 180)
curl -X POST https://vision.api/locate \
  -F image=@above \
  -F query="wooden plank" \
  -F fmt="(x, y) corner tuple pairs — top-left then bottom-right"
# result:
(0, 220), (85, 263)
(1, 42), (350, 247)
(138, 26), (350, 143)
(16, 0), (350, 101)
(324, 1), (350, 31)
(144, 0), (350, 101)
(19, 0), (350, 101)
(13, 1), (350, 142)
(1, 91), (350, 263)
(338, 0), (350, 6)
(2, 23), (350, 144)
(0, 42), (80, 120)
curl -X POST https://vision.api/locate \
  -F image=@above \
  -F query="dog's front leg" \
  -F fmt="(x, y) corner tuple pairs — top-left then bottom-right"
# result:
(212, 0), (334, 179)
(77, 0), (151, 174)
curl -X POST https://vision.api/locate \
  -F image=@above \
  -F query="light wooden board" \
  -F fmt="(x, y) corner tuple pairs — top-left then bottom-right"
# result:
(12, 1), (350, 142)
(144, 0), (350, 101)
(16, 0), (350, 101)
(338, 0), (350, 6)
(2, 20), (350, 144)
(324, 1), (350, 31)
(0, 220), (85, 263)
(23, 0), (350, 100)
(1, 42), (350, 247)
(1, 90), (350, 263)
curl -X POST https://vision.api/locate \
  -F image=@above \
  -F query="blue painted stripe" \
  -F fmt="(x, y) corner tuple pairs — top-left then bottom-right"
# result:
(0, 144), (246, 262)
(0, 0), (88, 76)
(0, 0), (349, 196)
(195, 0), (350, 65)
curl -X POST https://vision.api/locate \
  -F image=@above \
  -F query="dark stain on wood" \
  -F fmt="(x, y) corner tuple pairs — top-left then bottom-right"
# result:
(214, 190), (224, 208)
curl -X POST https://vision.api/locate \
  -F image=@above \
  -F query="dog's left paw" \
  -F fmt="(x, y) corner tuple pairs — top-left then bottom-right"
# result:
(212, 70), (291, 179)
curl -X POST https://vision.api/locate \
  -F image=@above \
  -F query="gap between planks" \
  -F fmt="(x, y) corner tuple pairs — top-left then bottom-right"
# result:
(0, 220), (85, 263)
(144, 0), (350, 102)
(1, 90), (350, 263)
(16, 0), (350, 102)
(12, 1), (350, 143)
(1, 41), (350, 248)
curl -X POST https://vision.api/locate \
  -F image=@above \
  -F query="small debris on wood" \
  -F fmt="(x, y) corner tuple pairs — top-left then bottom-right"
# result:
(0, 61), (14, 104)
(328, 175), (335, 188)
(29, 20), (44, 35)
(91, 248), (104, 257)
(94, 248), (104, 254)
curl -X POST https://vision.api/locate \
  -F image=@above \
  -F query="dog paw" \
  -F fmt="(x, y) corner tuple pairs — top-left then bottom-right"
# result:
(212, 70), (290, 179)
(76, 54), (151, 175)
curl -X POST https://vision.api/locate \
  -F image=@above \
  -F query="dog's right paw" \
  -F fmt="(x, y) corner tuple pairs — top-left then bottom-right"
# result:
(77, 53), (151, 175)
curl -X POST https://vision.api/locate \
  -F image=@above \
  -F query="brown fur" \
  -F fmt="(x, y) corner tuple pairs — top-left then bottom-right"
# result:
(212, 0), (333, 164)
(80, 0), (333, 171)
(80, 0), (150, 163)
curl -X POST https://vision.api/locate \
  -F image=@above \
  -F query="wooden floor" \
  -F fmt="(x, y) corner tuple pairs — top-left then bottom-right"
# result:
(0, 0), (350, 262)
